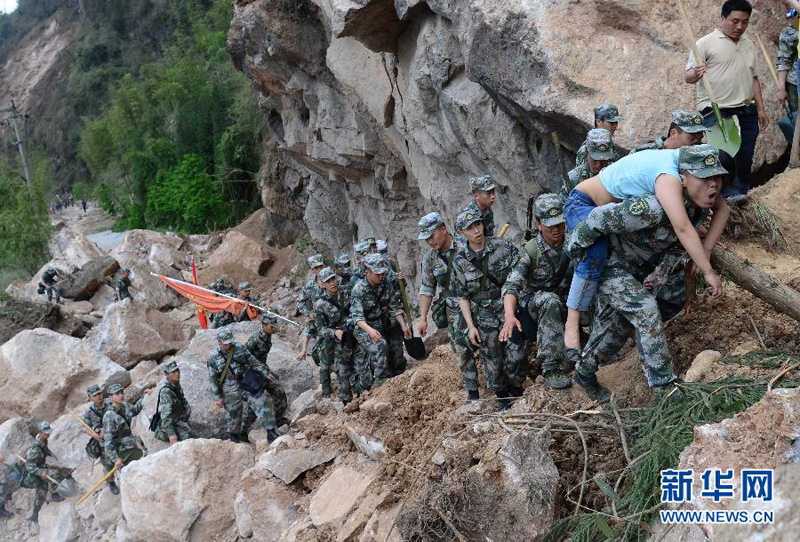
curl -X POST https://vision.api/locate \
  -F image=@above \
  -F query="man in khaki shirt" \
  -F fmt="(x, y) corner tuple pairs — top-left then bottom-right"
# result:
(684, 0), (768, 205)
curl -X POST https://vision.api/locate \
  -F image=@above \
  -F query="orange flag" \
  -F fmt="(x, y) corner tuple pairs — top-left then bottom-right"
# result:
(155, 274), (259, 320)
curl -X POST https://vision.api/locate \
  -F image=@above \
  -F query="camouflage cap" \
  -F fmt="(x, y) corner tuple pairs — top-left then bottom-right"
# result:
(261, 313), (279, 326)
(162, 360), (179, 374)
(363, 253), (390, 274)
(307, 254), (324, 269)
(121, 268), (131, 274)
(46, 266), (55, 272)
(237, 281), (252, 291)
(534, 193), (566, 227)
(417, 212), (445, 240)
(455, 208), (483, 231)
(216, 329), (235, 345)
(585, 128), (614, 161)
(678, 144), (729, 179)
(37, 421), (52, 435)
(334, 253), (351, 268)
(86, 384), (102, 397)
(671, 110), (709, 134)
(376, 240), (388, 254)
(594, 103), (622, 122)
(353, 240), (372, 257)
(318, 266), (337, 283)
(469, 174), (497, 193)
(360, 237), (377, 247)
(106, 383), (124, 395)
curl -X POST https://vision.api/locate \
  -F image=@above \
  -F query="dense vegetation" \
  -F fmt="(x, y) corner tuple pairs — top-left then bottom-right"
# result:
(0, 0), (264, 284)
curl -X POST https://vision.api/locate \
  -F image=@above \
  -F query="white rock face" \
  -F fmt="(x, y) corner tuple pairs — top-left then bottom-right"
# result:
(310, 465), (377, 527)
(234, 465), (303, 539)
(259, 446), (336, 484)
(38, 500), (82, 542)
(120, 439), (254, 542)
(0, 418), (33, 460)
(47, 409), (92, 469)
(0, 328), (130, 420)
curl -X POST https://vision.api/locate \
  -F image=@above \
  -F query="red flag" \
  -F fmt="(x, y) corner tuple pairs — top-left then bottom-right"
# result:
(190, 257), (209, 329)
(156, 274), (259, 320)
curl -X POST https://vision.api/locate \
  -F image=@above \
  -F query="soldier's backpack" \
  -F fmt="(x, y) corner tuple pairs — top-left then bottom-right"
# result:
(148, 388), (165, 432)
(241, 368), (267, 394)
(85, 438), (103, 459)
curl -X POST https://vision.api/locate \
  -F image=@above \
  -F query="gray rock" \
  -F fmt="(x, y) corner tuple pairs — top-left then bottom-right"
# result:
(58, 256), (119, 300)
(0, 418), (33, 461)
(345, 424), (387, 461)
(38, 500), (81, 542)
(287, 390), (316, 424)
(310, 465), (378, 527)
(259, 447), (336, 484)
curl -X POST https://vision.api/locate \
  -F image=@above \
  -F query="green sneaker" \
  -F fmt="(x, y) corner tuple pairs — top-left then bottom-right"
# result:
(573, 372), (610, 403)
(543, 370), (572, 389)
(651, 382), (683, 403)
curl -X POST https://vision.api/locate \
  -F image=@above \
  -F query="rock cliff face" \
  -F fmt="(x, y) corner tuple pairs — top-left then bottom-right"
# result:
(228, 0), (787, 280)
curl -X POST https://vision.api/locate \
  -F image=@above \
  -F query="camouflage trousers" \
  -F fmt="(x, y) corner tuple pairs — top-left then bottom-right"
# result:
(22, 468), (62, 514)
(317, 337), (356, 402)
(241, 388), (276, 434)
(447, 307), (478, 392)
(220, 380), (244, 433)
(353, 323), (406, 390)
(315, 338), (336, 394)
(0, 466), (19, 509)
(578, 268), (677, 387)
(45, 286), (61, 303)
(469, 306), (514, 392)
(154, 420), (195, 443)
(507, 291), (568, 375)
(264, 377), (288, 423)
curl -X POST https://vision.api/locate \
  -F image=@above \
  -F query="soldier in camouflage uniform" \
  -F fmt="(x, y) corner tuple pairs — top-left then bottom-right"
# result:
(40, 267), (63, 303)
(562, 128), (615, 199)
(208, 277), (238, 328)
(416, 212), (478, 401)
(297, 254), (326, 361)
(350, 241), (372, 288)
(22, 422), (68, 523)
(333, 252), (353, 283)
(154, 361), (194, 445)
(575, 104), (623, 169)
(0, 453), (22, 518)
(314, 267), (357, 402)
(115, 269), (132, 301)
(565, 146), (728, 403)
(452, 209), (519, 410)
(777, 15), (799, 114)
(234, 282), (258, 322)
(500, 194), (575, 390)
(246, 314), (289, 426)
(82, 384), (118, 494)
(208, 329), (278, 443)
(103, 384), (149, 474)
(351, 253), (412, 390)
(629, 110), (709, 154)
(457, 175), (497, 243)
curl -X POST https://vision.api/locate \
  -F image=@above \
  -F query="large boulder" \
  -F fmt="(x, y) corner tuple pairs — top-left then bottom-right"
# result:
(205, 230), (275, 277)
(47, 409), (93, 469)
(234, 461), (304, 539)
(0, 417), (33, 460)
(310, 464), (378, 527)
(120, 439), (254, 541)
(48, 228), (105, 268)
(0, 328), (130, 420)
(85, 299), (184, 369)
(58, 256), (120, 300)
(38, 500), (82, 542)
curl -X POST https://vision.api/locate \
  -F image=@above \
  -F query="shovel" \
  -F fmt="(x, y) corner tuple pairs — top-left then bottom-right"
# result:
(677, 0), (741, 157)
(16, 455), (79, 498)
(392, 257), (427, 361)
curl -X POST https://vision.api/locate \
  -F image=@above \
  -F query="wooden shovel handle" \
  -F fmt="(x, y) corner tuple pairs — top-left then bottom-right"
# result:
(677, 0), (718, 104)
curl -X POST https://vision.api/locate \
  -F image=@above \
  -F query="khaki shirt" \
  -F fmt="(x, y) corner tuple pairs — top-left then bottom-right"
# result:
(686, 29), (757, 110)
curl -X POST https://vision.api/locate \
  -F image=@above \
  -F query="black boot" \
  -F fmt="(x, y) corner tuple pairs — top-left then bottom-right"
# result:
(266, 429), (279, 443)
(496, 390), (511, 412)
(239, 432), (251, 444)
(108, 480), (119, 495)
(0, 505), (12, 518)
(228, 432), (241, 443)
(51, 492), (64, 503)
(508, 385), (524, 399)
(30, 509), (39, 523)
(467, 389), (480, 402)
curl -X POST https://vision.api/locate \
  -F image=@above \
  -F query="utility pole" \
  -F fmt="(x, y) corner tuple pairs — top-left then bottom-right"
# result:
(7, 100), (34, 196)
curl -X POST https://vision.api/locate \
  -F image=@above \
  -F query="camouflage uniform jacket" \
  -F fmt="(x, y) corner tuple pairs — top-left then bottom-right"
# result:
(235, 295), (257, 322)
(314, 288), (352, 341)
(502, 233), (571, 300)
(630, 136), (666, 154)
(575, 139), (620, 170)
(24, 439), (53, 481)
(565, 196), (708, 281)
(156, 382), (191, 438)
(778, 24), (798, 86)
(245, 329), (273, 364)
(116, 277), (131, 298)
(83, 399), (112, 432)
(350, 266), (366, 289)
(207, 343), (268, 401)
(452, 237), (518, 315)
(42, 269), (60, 286)
(350, 277), (403, 330)
(103, 400), (144, 463)
(419, 242), (460, 312)
(561, 163), (593, 199)
(297, 277), (325, 317)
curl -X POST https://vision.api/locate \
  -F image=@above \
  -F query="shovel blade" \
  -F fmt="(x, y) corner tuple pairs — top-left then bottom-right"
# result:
(404, 337), (427, 361)
(55, 478), (80, 498)
(706, 117), (741, 157)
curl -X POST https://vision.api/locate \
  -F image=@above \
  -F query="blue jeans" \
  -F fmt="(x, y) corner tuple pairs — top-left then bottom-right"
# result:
(565, 190), (609, 312)
(701, 103), (759, 198)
